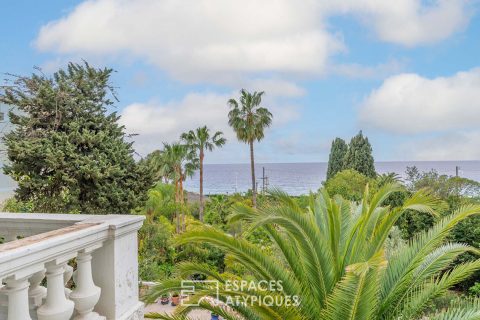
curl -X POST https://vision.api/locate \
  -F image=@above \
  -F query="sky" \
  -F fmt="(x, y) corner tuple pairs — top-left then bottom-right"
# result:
(1, 0), (480, 164)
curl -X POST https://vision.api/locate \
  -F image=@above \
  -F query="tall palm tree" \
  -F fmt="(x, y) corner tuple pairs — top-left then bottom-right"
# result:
(145, 184), (480, 319)
(181, 126), (226, 222)
(160, 142), (198, 232)
(228, 89), (272, 207)
(143, 150), (172, 183)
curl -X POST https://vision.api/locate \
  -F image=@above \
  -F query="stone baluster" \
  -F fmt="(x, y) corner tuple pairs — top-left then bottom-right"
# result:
(37, 262), (74, 320)
(4, 276), (32, 320)
(0, 284), (7, 319)
(28, 270), (46, 319)
(28, 270), (46, 307)
(0, 282), (8, 320)
(70, 249), (104, 320)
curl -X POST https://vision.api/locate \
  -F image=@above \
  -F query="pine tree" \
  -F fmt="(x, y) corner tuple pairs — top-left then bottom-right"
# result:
(326, 137), (348, 180)
(0, 62), (152, 213)
(343, 130), (376, 178)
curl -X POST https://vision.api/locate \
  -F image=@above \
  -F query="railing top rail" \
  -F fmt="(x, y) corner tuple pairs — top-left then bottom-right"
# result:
(0, 223), (101, 252)
(0, 214), (145, 281)
(0, 212), (90, 221)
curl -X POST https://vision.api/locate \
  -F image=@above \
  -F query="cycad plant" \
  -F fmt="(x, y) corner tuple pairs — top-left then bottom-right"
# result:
(145, 184), (480, 319)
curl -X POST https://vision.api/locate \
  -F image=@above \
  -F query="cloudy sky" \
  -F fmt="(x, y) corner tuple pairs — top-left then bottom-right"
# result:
(1, 0), (480, 163)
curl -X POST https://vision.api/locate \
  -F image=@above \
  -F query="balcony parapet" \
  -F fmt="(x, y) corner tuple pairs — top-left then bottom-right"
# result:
(0, 213), (145, 320)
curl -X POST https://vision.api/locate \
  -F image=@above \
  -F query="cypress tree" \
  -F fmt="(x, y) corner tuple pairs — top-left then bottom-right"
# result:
(0, 62), (152, 213)
(326, 137), (347, 180)
(343, 130), (376, 178)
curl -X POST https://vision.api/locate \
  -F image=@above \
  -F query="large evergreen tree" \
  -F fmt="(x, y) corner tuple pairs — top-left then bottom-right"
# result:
(0, 62), (152, 213)
(343, 130), (376, 178)
(326, 137), (347, 180)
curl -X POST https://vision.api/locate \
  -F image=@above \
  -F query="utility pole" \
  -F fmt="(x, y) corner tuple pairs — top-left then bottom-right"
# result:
(262, 167), (265, 194)
(234, 172), (238, 193)
(261, 167), (269, 195)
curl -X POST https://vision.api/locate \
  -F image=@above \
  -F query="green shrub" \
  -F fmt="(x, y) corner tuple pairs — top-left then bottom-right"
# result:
(324, 169), (377, 202)
(469, 282), (480, 296)
(2, 198), (34, 213)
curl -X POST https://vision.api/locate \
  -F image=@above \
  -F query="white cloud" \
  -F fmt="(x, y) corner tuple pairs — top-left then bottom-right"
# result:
(119, 93), (231, 155)
(330, 59), (406, 79)
(400, 131), (480, 161)
(35, 0), (470, 83)
(243, 79), (306, 98)
(36, 0), (340, 82)
(324, 0), (469, 46)
(119, 91), (300, 156)
(360, 68), (480, 134)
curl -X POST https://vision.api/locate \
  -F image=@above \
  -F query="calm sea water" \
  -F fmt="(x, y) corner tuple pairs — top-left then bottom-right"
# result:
(0, 161), (478, 198)
(184, 161), (480, 196)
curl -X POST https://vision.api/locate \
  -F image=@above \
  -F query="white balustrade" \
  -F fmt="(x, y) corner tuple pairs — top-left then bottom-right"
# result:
(0, 213), (145, 320)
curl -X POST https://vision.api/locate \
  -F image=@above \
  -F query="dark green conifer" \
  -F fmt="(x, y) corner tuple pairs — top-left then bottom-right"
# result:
(326, 137), (348, 180)
(343, 130), (376, 178)
(0, 62), (152, 213)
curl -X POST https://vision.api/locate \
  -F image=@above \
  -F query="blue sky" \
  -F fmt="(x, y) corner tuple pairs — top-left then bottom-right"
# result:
(1, 0), (480, 163)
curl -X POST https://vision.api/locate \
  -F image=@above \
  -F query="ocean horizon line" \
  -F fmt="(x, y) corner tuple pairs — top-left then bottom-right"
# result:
(201, 159), (480, 166)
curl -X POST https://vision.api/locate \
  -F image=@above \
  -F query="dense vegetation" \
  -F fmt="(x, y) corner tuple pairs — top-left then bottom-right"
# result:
(145, 186), (480, 319)
(133, 164), (480, 319)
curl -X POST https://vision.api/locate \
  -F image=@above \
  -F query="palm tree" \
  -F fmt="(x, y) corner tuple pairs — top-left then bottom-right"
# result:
(228, 89), (272, 207)
(142, 150), (172, 183)
(377, 172), (402, 187)
(160, 142), (198, 232)
(181, 126), (226, 222)
(145, 184), (480, 319)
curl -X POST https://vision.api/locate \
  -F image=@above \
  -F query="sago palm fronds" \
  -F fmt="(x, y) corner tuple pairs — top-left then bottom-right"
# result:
(144, 184), (480, 319)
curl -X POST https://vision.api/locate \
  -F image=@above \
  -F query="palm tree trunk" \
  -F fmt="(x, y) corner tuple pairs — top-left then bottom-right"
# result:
(175, 179), (180, 233)
(199, 149), (204, 222)
(180, 178), (186, 232)
(249, 140), (257, 207)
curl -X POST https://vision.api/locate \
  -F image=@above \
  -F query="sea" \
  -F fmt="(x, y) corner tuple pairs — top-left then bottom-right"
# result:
(184, 161), (480, 196)
(0, 161), (479, 199)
